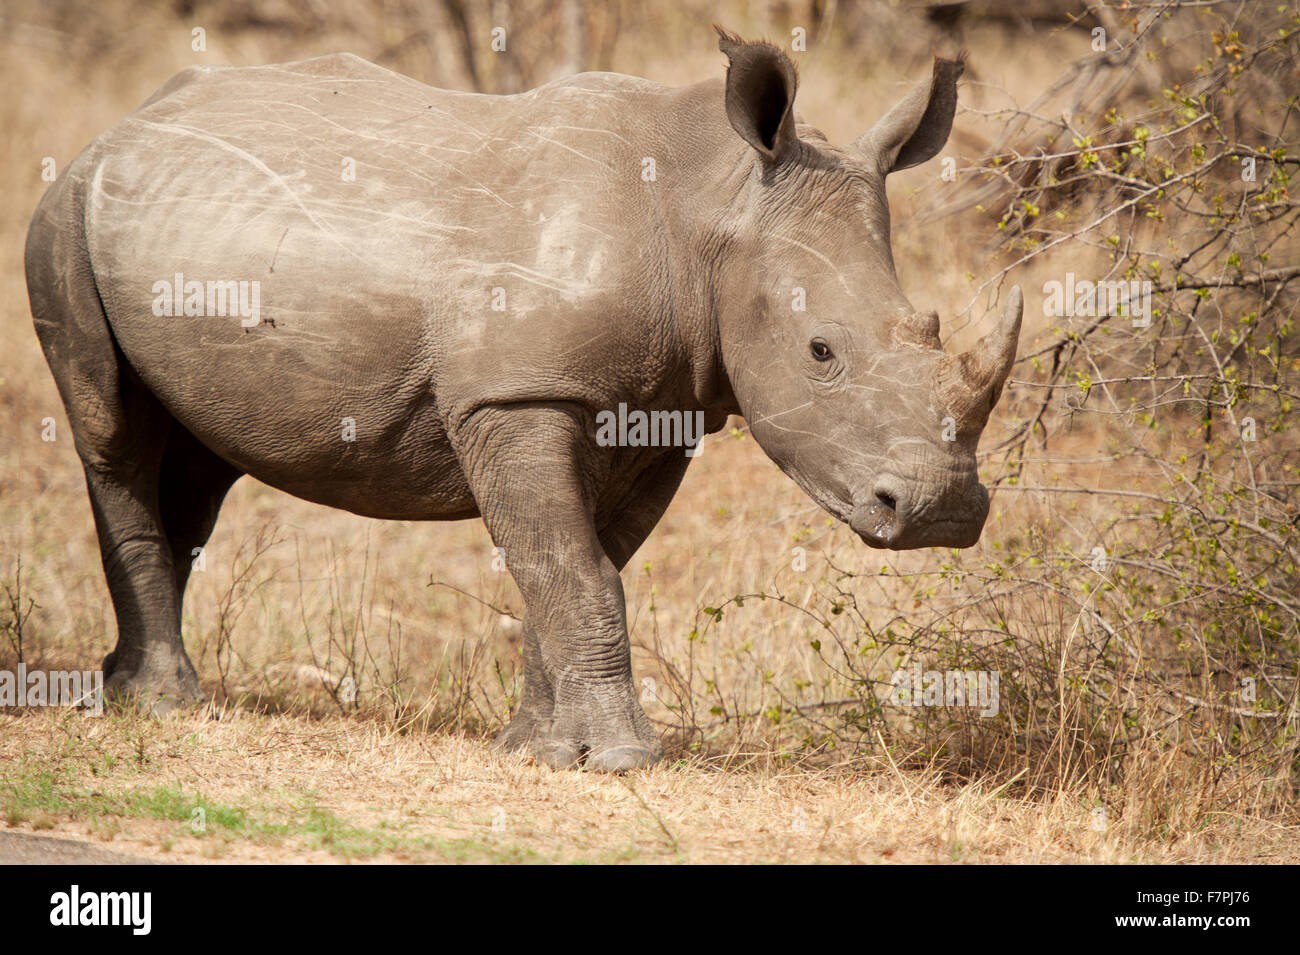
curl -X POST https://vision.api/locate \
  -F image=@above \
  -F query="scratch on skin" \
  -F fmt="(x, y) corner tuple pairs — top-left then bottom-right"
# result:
(521, 128), (615, 172)
(770, 233), (856, 298)
(128, 117), (379, 268)
(268, 226), (289, 273)
(557, 329), (612, 358)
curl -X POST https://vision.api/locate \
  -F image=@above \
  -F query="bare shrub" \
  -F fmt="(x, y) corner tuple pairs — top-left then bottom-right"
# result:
(653, 1), (1298, 836)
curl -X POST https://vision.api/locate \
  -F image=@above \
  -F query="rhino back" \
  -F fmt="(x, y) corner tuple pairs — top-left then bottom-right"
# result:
(80, 54), (690, 513)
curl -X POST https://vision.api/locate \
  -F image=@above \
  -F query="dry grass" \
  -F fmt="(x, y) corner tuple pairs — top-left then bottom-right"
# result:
(3, 706), (1293, 864)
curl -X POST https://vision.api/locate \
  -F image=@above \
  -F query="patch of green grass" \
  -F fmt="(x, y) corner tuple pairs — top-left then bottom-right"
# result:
(574, 844), (649, 864)
(2, 766), (75, 824)
(0, 762), (544, 862)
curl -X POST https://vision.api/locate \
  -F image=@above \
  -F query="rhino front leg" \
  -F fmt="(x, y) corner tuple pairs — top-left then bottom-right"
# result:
(495, 449), (692, 758)
(456, 404), (660, 772)
(493, 618), (554, 753)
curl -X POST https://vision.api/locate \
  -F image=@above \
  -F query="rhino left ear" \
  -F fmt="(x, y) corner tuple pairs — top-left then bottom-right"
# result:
(857, 55), (965, 175)
(715, 25), (799, 163)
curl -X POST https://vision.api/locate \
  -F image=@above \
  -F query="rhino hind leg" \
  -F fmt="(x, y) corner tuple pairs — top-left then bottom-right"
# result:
(27, 178), (212, 715)
(158, 423), (243, 599)
(77, 375), (206, 715)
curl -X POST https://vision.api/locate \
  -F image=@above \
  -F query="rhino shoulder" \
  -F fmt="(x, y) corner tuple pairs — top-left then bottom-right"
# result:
(530, 70), (667, 102)
(133, 64), (231, 112)
(264, 52), (406, 83)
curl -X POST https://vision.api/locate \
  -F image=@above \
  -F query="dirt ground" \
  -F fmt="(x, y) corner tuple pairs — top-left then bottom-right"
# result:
(2, 707), (1293, 865)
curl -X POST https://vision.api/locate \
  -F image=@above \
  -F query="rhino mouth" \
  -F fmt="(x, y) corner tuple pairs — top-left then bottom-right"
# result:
(852, 513), (985, 550)
(777, 461), (988, 551)
(850, 497), (902, 547)
(848, 474), (989, 550)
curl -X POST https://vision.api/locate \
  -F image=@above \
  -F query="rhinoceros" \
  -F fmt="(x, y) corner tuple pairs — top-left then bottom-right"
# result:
(26, 27), (1021, 770)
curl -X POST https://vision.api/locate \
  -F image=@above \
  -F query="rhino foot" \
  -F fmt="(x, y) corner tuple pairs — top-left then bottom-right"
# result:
(534, 737), (585, 769)
(530, 699), (663, 773)
(496, 674), (661, 771)
(103, 648), (203, 717)
(583, 741), (660, 773)
(530, 736), (660, 773)
(493, 707), (553, 753)
(498, 718), (659, 772)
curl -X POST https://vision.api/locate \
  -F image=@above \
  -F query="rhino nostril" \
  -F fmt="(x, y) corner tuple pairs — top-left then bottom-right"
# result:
(872, 475), (905, 516)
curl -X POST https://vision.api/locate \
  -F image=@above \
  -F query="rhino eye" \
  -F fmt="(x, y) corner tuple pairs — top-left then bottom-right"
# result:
(810, 339), (833, 361)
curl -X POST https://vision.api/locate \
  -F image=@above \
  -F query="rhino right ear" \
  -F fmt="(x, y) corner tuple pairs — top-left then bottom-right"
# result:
(715, 25), (799, 163)
(857, 55), (965, 175)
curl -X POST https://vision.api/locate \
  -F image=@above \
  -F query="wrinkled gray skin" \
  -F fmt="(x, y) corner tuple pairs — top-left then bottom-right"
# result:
(26, 28), (1021, 771)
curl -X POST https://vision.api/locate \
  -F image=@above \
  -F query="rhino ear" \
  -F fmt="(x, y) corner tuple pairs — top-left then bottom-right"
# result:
(715, 25), (799, 163)
(857, 54), (965, 175)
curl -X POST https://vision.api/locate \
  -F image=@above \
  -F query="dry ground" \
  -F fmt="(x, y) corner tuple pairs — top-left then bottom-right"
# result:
(2, 706), (1294, 864)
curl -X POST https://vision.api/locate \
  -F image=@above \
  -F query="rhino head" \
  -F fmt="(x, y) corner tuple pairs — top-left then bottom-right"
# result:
(710, 29), (1021, 550)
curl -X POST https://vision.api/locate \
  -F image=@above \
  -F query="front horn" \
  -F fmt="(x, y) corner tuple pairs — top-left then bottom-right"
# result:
(946, 286), (1023, 426)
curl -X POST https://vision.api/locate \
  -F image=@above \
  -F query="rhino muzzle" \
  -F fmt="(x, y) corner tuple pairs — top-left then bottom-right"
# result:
(850, 474), (990, 550)
(849, 290), (1020, 550)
